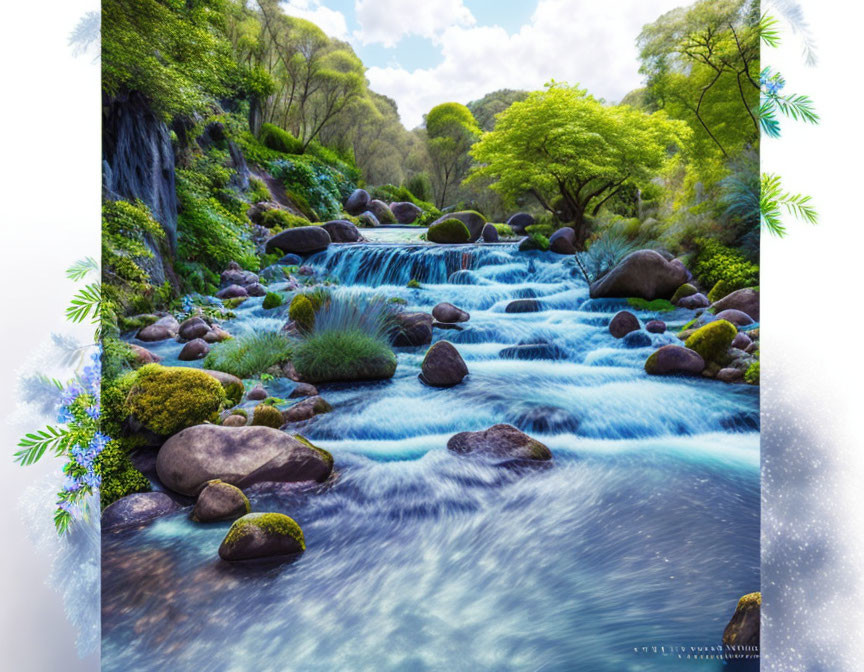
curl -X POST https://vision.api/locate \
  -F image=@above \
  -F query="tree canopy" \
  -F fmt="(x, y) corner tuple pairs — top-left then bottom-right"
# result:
(468, 83), (690, 246)
(425, 103), (481, 208)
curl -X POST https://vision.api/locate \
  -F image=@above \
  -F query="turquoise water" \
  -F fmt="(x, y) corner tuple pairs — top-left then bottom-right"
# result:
(104, 243), (759, 671)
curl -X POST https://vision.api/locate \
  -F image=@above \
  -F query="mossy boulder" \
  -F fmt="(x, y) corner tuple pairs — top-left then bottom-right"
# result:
(200, 369), (244, 407)
(263, 292), (284, 310)
(293, 434), (334, 471)
(644, 345), (705, 376)
(447, 424), (552, 462)
(192, 480), (250, 523)
(289, 294), (315, 331)
(671, 283), (698, 304)
(427, 218), (471, 244)
(218, 512), (305, 561)
(251, 404), (284, 429)
(126, 365), (226, 437)
(684, 320), (737, 362)
(722, 592), (760, 647)
(707, 279), (740, 303)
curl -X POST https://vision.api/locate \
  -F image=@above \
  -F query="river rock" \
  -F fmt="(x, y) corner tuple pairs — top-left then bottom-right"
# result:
(358, 211), (380, 228)
(622, 331), (652, 348)
(265, 226), (331, 255)
(420, 341), (468, 387)
(218, 512), (305, 562)
(321, 219), (363, 243)
(289, 382), (318, 398)
(717, 367), (745, 383)
(278, 253), (303, 266)
(390, 312), (434, 346)
(609, 311), (640, 338)
(222, 414), (246, 427)
(178, 338), (209, 361)
(192, 480), (250, 523)
(432, 302), (470, 323)
(368, 199), (396, 224)
(500, 342), (568, 360)
(731, 332), (752, 350)
(156, 425), (333, 496)
(644, 345), (705, 376)
(247, 385), (268, 401)
(505, 299), (541, 313)
(216, 284), (248, 300)
(645, 320), (666, 334)
(549, 227), (576, 254)
(715, 309), (754, 326)
(670, 283), (698, 304)
(677, 292), (709, 309)
(430, 211), (486, 242)
(390, 201), (422, 223)
(220, 262), (259, 288)
(179, 316), (210, 341)
(589, 250), (688, 300)
(447, 424), (552, 461)
(129, 343), (162, 365)
(282, 396), (333, 423)
(712, 288), (759, 322)
(203, 327), (231, 343)
(344, 189), (370, 215)
(509, 406), (579, 434)
(507, 213), (534, 234)
(137, 315), (179, 342)
(722, 592), (760, 648)
(482, 223), (499, 243)
(102, 492), (179, 532)
(246, 282), (266, 297)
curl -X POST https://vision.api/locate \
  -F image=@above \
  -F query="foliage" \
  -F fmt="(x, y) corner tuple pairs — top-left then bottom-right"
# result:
(202, 331), (292, 378)
(468, 83), (689, 247)
(405, 172), (434, 203)
(519, 233), (551, 252)
(425, 102), (481, 208)
(427, 218), (470, 244)
(759, 173), (817, 236)
(467, 89), (530, 131)
(744, 359), (760, 385)
(99, 440), (151, 510)
(406, 279), (422, 289)
(262, 291), (284, 310)
(291, 295), (397, 383)
(251, 404), (284, 429)
(269, 156), (357, 220)
(126, 364), (226, 435)
(577, 231), (642, 282)
(247, 176), (271, 203)
(258, 209), (310, 230)
(692, 238), (759, 289)
(627, 298), (676, 312)
(260, 123), (304, 154)
(494, 223), (515, 238)
(758, 67), (818, 138)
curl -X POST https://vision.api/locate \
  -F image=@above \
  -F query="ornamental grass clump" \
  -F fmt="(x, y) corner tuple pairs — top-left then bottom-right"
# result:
(202, 331), (292, 379)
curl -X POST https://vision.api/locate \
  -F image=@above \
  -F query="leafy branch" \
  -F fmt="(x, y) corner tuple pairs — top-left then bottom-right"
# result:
(760, 173), (818, 236)
(66, 283), (102, 340)
(66, 257), (100, 281)
(15, 426), (71, 466)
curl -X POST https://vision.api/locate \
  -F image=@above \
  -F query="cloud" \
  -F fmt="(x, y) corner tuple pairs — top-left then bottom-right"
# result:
(354, 0), (476, 47)
(365, 0), (686, 128)
(281, 0), (349, 40)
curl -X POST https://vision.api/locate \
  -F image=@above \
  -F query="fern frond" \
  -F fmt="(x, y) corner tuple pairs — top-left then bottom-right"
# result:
(66, 283), (101, 325)
(759, 14), (781, 48)
(15, 426), (69, 466)
(66, 257), (100, 281)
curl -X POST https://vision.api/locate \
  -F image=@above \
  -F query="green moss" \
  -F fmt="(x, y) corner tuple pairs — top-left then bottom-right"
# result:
(388, 297), (407, 305)
(744, 360), (760, 385)
(627, 298), (676, 312)
(707, 279), (740, 303)
(289, 294), (315, 331)
(692, 238), (759, 290)
(247, 176), (271, 204)
(258, 209), (310, 231)
(427, 218), (470, 244)
(222, 297), (246, 310)
(670, 283), (697, 304)
(117, 313), (158, 332)
(406, 279), (422, 289)
(222, 512), (306, 551)
(251, 403), (284, 429)
(494, 223), (515, 237)
(737, 592), (762, 609)
(98, 440), (151, 510)
(525, 223), (555, 237)
(259, 123), (304, 155)
(684, 320), (737, 362)
(230, 408), (248, 419)
(519, 232), (550, 251)
(262, 292), (284, 310)
(679, 317), (698, 332)
(125, 364), (226, 436)
(222, 381), (245, 408)
(293, 434), (334, 470)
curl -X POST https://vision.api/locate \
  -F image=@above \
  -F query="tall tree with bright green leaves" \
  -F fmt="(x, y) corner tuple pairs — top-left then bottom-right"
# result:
(468, 83), (690, 247)
(425, 103), (481, 208)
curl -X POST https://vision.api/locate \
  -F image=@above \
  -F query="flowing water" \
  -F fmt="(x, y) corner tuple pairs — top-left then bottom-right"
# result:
(103, 242), (760, 672)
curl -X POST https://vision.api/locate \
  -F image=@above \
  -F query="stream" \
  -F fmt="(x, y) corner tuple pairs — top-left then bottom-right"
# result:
(103, 237), (759, 672)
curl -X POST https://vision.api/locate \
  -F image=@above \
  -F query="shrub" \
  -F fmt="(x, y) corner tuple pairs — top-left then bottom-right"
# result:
(251, 403), (284, 429)
(292, 295), (398, 383)
(684, 320), (737, 362)
(578, 230), (640, 281)
(269, 156), (355, 221)
(259, 123), (304, 155)
(247, 176), (271, 204)
(691, 238), (759, 290)
(125, 365), (226, 436)
(202, 331), (292, 379)
(494, 223), (515, 237)
(258, 209), (310, 230)
(263, 292), (284, 310)
(99, 439), (151, 509)
(428, 218), (471, 244)
(519, 233), (550, 251)
(405, 173), (433, 203)
(744, 360), (760, 385)
(525, 223), (555, 237)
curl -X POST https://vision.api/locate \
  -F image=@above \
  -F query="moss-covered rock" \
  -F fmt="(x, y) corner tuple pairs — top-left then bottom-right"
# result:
(427, 218), (471, 244)
(684, 320), (737, 362)
(218, 512), (306, 561)
(125, 364), (226, 436)
(251, 403), (284, 429)
(200, 369), (245, 407)
(262, 291), (284, 310)
(708, 279), (738, 303)
(192, 480), (250, 523)
(293, 434), (334, 470)
(289, 294), (315, 331)
(722, 592), (760, 647)
(671, 283), (698, 304)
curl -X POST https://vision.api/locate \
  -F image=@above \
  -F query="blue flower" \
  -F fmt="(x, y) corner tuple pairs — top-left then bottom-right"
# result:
(60, 382), (83, 406)
(57, 406), (74, 424)
(81, 472), (101, 488)
(85, 405), (100, 420)
(57, 500), (76, 514)
(63, 476), (83, 492)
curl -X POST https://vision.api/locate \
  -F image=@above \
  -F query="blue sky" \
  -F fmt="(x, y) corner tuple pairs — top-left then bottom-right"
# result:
(281, 0), (688, 128)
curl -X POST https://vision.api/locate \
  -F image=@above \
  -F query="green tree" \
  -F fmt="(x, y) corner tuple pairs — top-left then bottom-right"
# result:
(468, 83), (689, 247)
(425, 103), (481, 208)
(467, 89), (529, 131)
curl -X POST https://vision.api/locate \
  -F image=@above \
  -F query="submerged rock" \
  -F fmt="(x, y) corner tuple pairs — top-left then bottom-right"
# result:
(644, 345), (705, 376)
(192, 480), (250, 523)
(499, 342), (567, 361)
(609, 311), (640, 338)
(156, 425), (333, 496)
(447, 424), (552, 461)
(432, 302), (470, 323)
(722, 592), (760, 648)
(102, 492), (179, 533)
(420, 341), (468, 387)
(589, 250), (688, 301)
(622, 331), (652, 348)
(218, 512), (306, 562)
(505, 299), (541, 313)
(508, 406), (579, 434)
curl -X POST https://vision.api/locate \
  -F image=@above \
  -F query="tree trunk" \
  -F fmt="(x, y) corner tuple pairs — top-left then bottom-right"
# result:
(249, 97), (263, 136)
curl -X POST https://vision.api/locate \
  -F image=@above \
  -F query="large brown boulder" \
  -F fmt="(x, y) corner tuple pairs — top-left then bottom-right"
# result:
(507, 213), (534, 234)
(390, 201), (422, 223)
(282, 396), (333, 423)
(156, 425), (332, 496)
(178, 316), (210, 341)
(429, 211), (486, 242)
(447, 424), (552, 461)
(129, 343), (162, 365)
(722, 592), (760, 648)
(549, 227), (576, 255)
(711, 288), (759, 322)
(321, 219), (363, 243)
(192, 480), (250, 523)
(589, 250), (689, 300)
(265, 226), (331, 255)
(218, 513), (305, 561)
(390, 312), (434, 346)
(178, 338), (209, 361)
(644, 345), (705, 376)
(420, 341), (468, 387)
